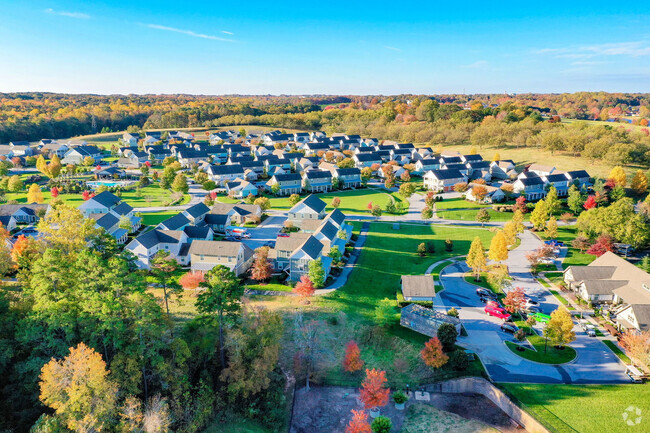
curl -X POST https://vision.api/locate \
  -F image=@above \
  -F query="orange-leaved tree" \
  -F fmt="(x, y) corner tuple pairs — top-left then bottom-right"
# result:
(421, 337), (449, 369)
(503, 287), (526, 314)
(359, 368), (390, 410)
(294, 275), (315, 299)
(179, 271), (205, 290)
(345, 409), (371, 433)
(251, 246), (273, 282)
(343, 340), (364, 372)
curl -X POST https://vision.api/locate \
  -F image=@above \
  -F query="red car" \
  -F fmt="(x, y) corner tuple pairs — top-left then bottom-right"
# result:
(277, 233), (290, 238)
(485, 304), (511, 320)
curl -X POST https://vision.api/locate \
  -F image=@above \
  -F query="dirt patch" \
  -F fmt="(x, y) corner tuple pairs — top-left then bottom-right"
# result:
(290, 386), (525, 433)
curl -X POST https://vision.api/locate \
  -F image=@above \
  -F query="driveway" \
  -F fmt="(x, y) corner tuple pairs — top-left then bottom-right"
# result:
(434, 234), (629, 384)
(242, 214), (286, 250)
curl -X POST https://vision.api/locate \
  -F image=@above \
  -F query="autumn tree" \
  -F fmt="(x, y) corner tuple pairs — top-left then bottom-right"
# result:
(609, 166), (627, 187)
(492, 152), (501, 161)
(398, 182), (416, 198)
(420, 337), (448, 369)
(359, 369), (390, 411)
(48, 154), (62, 178)
(38, 203), (101, 255)
(530, 199), (549, 230)
(171, 173), (189, 193)
(472, 185), (488, 202)
(197, 265), (243, 367)
(545, 216), (558, 239)
(512, 209), (525, 233)
(254, 196), (271, 212)
(36, 154), (48, 174)
(289, 194), (301, 206)
(503, 287), (526, 315)
(583, 195), (597, 210)
(544, 308), (576, 348)
(620, 330), (650, 371)
(39, 342), (118, 432)
(630, 170), (648, 195)
(571, 235), (591, 253)
(488, 230), (509, 263)
(294, 274), (316, 300)
(503, 221), (517, 246)
(332, 197), (341, 208)
(345, 410), (371, 433)
(421, 206), (433, 220)
(513, 196), (527, 213)
(221, 307), (283, 398)
(466, 236), (486, 281)
(476, 208), (491, 226)
(586, 234), (614, 257)
(251, 246), (273, 282)
(343, 340), (364, 373)
(0, 225), (12, 276)
(178, 271), (205, 290)
(50, 186), (59, 198)
(7, 174), (23, 192)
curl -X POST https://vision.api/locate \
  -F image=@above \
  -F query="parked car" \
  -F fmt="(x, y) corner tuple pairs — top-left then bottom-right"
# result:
(277, 233), (290, 238)
(525, 299), (539, 308)
(524, 306), (541, 314)
(485, 304), (511, 320)
(529, 312), (551, 323)
(500, 322), (518, 334)
(539, 257), (554, 265)
(585, 325), (597, 337)
(476, 288), (497, 299)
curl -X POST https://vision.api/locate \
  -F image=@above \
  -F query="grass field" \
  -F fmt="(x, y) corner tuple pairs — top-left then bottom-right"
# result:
(5, 183), (189, 208)
(268, 188), (409, 214)
(502, 383), (650, 433)
(140, 211), (178, 226)
(539, 225), (595, 269)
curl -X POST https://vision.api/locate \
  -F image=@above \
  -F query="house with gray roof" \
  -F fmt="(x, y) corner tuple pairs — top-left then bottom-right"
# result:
(287, 194), (327, 227)
(302, 170), (332, 193)
(266, 173), (302, 196)
(189, 240), (254, 275)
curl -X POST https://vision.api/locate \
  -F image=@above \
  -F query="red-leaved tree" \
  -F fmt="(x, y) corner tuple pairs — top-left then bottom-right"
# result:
(345, 409), (371, 433)
(586, 234), (614, 257)
(82, 190), (91, 201)
(503, 287), (526, 314)
(583, 195), (597, 210)
(359, 369), (390, 410)
(367, 201), (373, 211)
(251, 246), (273, 282)
(210, 191), (217, 200)
(513, 196), (527, 213)
(294, 275), (315, 299)
(421, 337), (448, 369)
(332, 197), (341, 208)
(343, 340), (364, 372)
(178, 271), (205, 290)
(50, 186), (59, 198)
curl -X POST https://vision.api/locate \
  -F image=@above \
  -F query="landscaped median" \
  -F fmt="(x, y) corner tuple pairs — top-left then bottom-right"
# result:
(505, 320), (577, 364)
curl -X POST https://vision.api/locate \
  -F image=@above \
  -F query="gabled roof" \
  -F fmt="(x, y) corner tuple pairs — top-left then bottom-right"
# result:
(401, 275), (436, 298)
(326, 208), (346, 226)
(463, 154), (483, 161)
(112, 202), (133, 216)
(314, 220), (338, 240)
(565, 170), (590, 179)
(333, 167), (361, 176)
(208, 164), (244, 175)
(183, 225), (212, 239)
(425, 169), (464, 180)
(294, 235), (324, 260)
(185, 202), (210, 218)
(305, 170), (332, 180)
(291, 194), (327, 214)
(159, 213), (190, 230)
(272, 173), (301, 182)
(440, 156), (462, 164)
(87, 191), (121, 208)
(131, 229), (182, 249)
(545, 173), (569, 182)
(94, 213), (119, 231)
(355, 153), (381, 162)
(517, 176), (545, 186)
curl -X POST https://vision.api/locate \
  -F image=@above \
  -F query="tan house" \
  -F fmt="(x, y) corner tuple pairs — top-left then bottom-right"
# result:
(401, 275), (436, 302)
(189, 240), (254, 275)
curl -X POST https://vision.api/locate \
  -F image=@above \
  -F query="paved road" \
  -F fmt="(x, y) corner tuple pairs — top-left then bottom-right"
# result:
(434, 231), (630, 384)
(242, 214), (286, 250)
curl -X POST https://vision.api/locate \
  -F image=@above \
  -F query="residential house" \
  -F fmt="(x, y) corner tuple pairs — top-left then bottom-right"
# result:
(205, 164), (245, 186)
(275, 234), (333, 281)
(61, 145), (103, 165)
(490, 160), (517, 180)
(353, 153), (382, 168)
(615, 304), (650, 333)
(0, 204), (50, 224)
(209, 203), (262, 227)
(414, 158), (442, 175)
(40, 140), (69, 158)
(377, 164), (405, 179)
(331, 167), (362, 189)
(302, 170), (333, 193)
(182, 202), (210, 226)
(0, 215), (17, 232)
(461, 154), (483, 163)
(7, 141), (34, 157)
(189, 240), (254, 275)
(266, 173), (302, 196)
(513, 176), (546, 200)
(527, 164), (556, 177)
(543, 173), (570, 197)
(423, 169), (466, 192)
(78, 191), (122, 217)
(122, 132), (141, 145)
(177, 149), (208, 167)
(287, 194), (328, 227)
(126, 229), (190, 269)
(225, 179), (259, 198)
(565, 170), (591, 189)
(465, 183), (506, 203)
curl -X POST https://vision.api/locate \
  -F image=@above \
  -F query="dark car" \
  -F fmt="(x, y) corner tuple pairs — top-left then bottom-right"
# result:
(500, 322), (518, 334)
(476, 288), (497, 299)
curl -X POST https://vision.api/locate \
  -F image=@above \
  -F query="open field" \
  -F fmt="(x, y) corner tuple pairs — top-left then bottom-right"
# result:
(5, 183), (189, 208)
(140, 211), (178, 226)
(267, 188), (408, 214)
(401, 404), (498, 433)
(501, 383), (650, 433)
(538, 226), (595, 269)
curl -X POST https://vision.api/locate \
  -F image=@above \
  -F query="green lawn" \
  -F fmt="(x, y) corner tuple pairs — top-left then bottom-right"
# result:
(501, 383), (650, 433)
(437, 207), (523, 222)
(464, 272), (506, 295)
(505, 320), (577, 364)
(268, 188), (409, 214)
(539, 225), (595, 269)
(435, 197), (493, 210)
(5, 183), (189, 208)
(140, 211), (178, 226)
(245, 283), (293, 293)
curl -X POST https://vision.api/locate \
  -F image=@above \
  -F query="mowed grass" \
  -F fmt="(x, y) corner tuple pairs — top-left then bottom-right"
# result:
(140, 211), (178, 226)
(5, 183), (189, 207)
(540, 225), (595, 269)
(317, 222), (494, 319)
(501, 383), (650, 433)
(268, 188), (408, 214)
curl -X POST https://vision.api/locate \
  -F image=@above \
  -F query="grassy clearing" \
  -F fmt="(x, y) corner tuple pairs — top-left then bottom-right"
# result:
(539, 225), (595, 269)
(501, 383), (650, 433)
(464, 271), (506, 295)
(6, 183), (189, 208)
(268, 188), (408, 214)
(140, 211), (178, 226)
(435, 197), (493, 210)
(400, 404), (498, 433)
(245, 283), (293, 293)
(603, 340), (632, 364)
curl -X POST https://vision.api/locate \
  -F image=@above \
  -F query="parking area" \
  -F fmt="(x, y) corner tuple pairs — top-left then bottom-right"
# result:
(434, 245), (630, 384)
(240, 214), (286, 250)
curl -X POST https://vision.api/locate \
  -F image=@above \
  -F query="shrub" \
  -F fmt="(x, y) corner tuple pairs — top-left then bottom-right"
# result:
(371, 416), (392, 433)
(448, 350), (470, 371)
(447, 307), (459, 318)
(392, 391), (408, 404)
(437, 322), (458, 352)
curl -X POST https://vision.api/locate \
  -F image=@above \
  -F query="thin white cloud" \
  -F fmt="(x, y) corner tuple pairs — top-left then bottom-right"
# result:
(44, 8), (90, 19)
(535, 41), (650, 58)
(462, 60), (488, 69)
(384, 46), (401, 52)
(145, 24), (235, 42)
(221, 30), (234, 35)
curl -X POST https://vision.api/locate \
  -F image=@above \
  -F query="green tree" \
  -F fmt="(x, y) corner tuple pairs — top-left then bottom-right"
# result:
(171, 173), (189, 193)
(567, 184), (584, 214)
(476, 208), (490, 227)
(308, 258), (326, 289)
(437, 322), (458, 352)
(7, 175), (23, 192)
(197, 265), (243, 367)
(328, 246), (342, 264)
(254, 196), (271, 212)
(289, 193), (301, 206)
(398, 182), (416, 198)
(417, 242), (426, 256)
(38, 204), (101, 255)
(545, 186), (561, 215)
(371, 416), (392, 433)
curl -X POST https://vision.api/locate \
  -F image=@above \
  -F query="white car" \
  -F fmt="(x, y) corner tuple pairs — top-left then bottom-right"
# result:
(525, 299), (539, 308)
(585, 324), (597, 337)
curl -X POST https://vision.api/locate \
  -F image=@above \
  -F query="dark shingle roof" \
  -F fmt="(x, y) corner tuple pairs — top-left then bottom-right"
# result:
(209, 164), (244, 175)
(90, 191), (121, 208)
(305, 170), (332, 180)
(183, 225), (212, 239)
(427, 169), (464, 180)
(159, 213), (190, 230)
(112, 202), (133, 216)
(133, 229), (181, 249)
(296, 194), (327, 213)
(273, 173), (301, 182)
(297, 236), (324, 259)
(185, 203), (210, 218)
(95, 213), (119, 231)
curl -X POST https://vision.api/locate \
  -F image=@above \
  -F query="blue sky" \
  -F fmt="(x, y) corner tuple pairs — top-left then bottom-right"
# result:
(1, 1), (649, 94)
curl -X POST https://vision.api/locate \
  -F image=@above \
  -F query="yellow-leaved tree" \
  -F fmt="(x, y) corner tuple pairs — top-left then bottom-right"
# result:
(608, 166), (627, 187)
(39, 342), (118, 432)
(488, 230), (509, 263)
(466, 236), (486, 281)
(37, 203), (101, 255)
(27, 183), (44, 204)
(630, 170), (648, 195)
